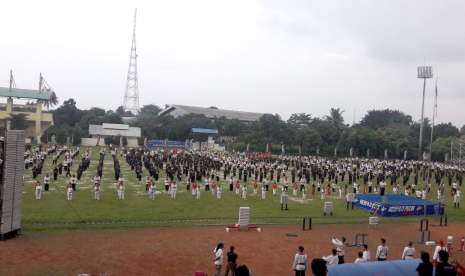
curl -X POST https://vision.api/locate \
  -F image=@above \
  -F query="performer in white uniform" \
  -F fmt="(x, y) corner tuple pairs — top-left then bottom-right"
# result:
(149, 182), (156, 200)
(401, 241), (415, 260)
(35, 182), (42, 200)
(94, 183), (100, 200)
(332, 236), (346, 264)
(118, 183), (125, 200)
(354, 252), (367, 263)
(67, 184), (73, 200)
(171, 182), (177, 199)
(196, 185), (201, 199)
(323, 249), (339, 265)
(292, 246), (308, 274)
(262, 186), (266, 199)
(217, 186), (222, 200)
(433, 239), (448, 264)
(362, 245), (371, 262)
(242, 184), (247, 200)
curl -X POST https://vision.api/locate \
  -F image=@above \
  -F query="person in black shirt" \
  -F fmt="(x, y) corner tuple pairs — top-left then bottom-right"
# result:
(436, 250), (456, 276)
(416, 251), (433, 276)
(225, 245), (238, 276)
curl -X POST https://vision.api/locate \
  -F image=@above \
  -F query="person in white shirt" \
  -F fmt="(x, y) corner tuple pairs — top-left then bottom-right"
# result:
(262, 186), (266, 199)
(354, 252), (367, 263)
(242, 184), (247, 200)
(44, 174), (50, 191)
(362, 244), (371, 262)
(94, 174), (101, 185)
(35, 182), (42, 200)
(433, 239), (448, 264)
(164, 178), (169, 192)
(213, 242), (224, 276)
(323, 249), (339, 265)
(70, 175), (77, 191)
(118, 183), (125, 200)
(196, 185), (201, 199)
(292, 246), (307, 275)
(332, 236), (346, 264)
(217, 185), (222, 200)
(339, 187), (343, 198)
(94, 183), (100, 200)
(171, 181), (177, 199)
(401, 241), (415, 260)
(67, 184), (73, 200)
(376, 238), (389, 261)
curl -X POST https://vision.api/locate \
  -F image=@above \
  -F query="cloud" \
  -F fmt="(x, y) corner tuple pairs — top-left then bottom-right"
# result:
(323, 53), (352, 59)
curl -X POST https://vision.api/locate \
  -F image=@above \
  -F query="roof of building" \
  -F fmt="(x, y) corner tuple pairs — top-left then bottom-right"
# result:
(158, 104), (263, 122)
(0, 87), (53, 100)
(89, 124), (141, 137)
(192, 128), (219, 134)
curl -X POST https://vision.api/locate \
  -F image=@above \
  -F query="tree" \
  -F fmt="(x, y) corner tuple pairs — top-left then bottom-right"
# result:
(296, 127), (322, 154)
(42, 92), (60, 110)
(139, 104), (162, 116)
(5, 113), (28, 130)
(116, 106), (134, 117)
(287, 113), (312, 129)
(325, 108), (345, 132)
(53, 98), (84, 126)
(359, 109), (412, 130)
(431, 137), (455, 161)
(88, 107), (106, 117)
(209, 106), (218, 109)
(433, 123), (459, 140)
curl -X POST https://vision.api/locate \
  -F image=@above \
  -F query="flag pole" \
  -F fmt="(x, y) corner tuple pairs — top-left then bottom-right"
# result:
(425, 77), (438, 217)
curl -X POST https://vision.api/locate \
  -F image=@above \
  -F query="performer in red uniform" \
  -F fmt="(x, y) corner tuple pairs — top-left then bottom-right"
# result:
(253, 182), (258, 195)
(235, 181), (241, 195)
(363, 185), (367, 194)
(272, 181), (278, 195)
(327, 184), (331, 196)
(192, 181), (197, 196)
(293, 182), (298, 196)
(312, 184), (315, 196)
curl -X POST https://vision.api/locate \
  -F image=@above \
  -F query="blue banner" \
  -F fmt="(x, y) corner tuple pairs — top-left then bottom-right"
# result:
(147, 140), (193, 150)
(354, 194), (440, 217)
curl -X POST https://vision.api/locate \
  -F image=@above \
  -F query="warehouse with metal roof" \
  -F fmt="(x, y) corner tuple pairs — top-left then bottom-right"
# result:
(158, 105), (263, 122)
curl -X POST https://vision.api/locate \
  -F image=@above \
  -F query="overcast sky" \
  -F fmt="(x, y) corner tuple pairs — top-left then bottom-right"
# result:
(1, 0), (464, 127)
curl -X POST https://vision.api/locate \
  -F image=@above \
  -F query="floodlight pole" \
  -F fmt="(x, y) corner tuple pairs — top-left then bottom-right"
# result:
(417, 66), (433, 161)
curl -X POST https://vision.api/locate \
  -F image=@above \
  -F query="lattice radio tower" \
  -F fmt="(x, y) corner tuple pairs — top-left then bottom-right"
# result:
(123, 8), (140, 115)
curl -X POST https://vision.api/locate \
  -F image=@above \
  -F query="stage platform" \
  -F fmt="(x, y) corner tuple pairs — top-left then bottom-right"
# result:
(354, 194), (442, 217)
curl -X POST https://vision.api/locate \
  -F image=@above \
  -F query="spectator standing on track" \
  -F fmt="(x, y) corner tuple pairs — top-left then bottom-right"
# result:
(401, 241), (415, 260)
(354, 252), (367, 263)
(376, 238), (389, 261)
(362, 244), (371, 262)
(322, 249), (339, 265)
(416, 251), (433, 276)
(292, 245), (307, 276)
(436, 250), (457, 276)
(225, 245), (238, 276)
(332, 236), (346, 264)
(213, 242), (224, 276)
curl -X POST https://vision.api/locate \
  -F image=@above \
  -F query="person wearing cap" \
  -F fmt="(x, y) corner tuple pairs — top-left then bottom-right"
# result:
(401, 241), (415, 260)
(433, 239), (448, 265)
(225, 245), (238, 276)
(332, 236), (346, 264)
(213, 242), (224, 276)
(293, 245), (307, 276)
(376, 238), (389, 261)
(322, 249), (339, 265)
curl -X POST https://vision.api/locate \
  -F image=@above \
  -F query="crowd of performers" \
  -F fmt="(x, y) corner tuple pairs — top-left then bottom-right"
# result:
(24, 144), (462, 205)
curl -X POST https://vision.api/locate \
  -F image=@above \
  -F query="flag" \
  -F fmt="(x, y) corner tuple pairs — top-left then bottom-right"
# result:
(299, 145), (302, 156)
(144, 137), (147, 148)
(423, 151), (427, 161)
(96, 135), (100, 147)
(349, 147), (353, 157)
(119, 136), (123, 147)
(334, 147), (337, 158)
(316, 147), (320, 156)
(281, 144), (285, 155)
(367, 149), (370, 158)
(445, 153), (449, 162)
(265, 143), (269, 153)
(384, 149), (388, 159)
(404, 150), (407, 160)
(246, 143), (250, 152)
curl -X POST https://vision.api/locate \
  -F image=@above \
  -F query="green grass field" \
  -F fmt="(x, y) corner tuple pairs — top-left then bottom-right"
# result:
(21, 146), (464, 229)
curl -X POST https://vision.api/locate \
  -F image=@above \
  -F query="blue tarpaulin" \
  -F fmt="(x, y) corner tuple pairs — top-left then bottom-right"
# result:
(192, 128), (219, 134)
(328, 259), (422, 276)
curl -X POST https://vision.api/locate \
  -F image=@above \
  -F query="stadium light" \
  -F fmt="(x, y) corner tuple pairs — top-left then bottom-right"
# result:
(417, 66), (433, 161)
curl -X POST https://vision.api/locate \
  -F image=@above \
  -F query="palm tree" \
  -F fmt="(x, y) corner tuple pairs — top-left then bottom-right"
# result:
(5, 113), (28, 130)
(43, 92), (59, 110)
(325, 108), (346, 132)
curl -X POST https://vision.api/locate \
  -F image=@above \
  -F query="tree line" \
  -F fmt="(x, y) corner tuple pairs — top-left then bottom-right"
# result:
(7, 98), (464, 161)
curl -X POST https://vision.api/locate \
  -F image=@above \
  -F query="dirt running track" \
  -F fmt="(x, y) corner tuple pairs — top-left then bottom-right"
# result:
(1, 222), (465, 276)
